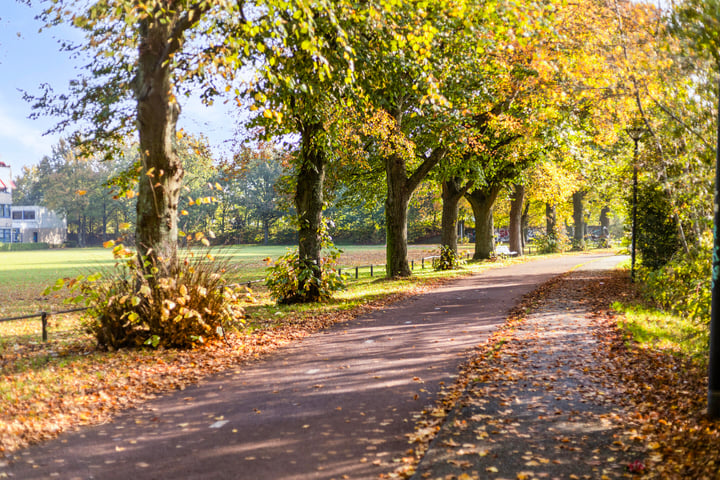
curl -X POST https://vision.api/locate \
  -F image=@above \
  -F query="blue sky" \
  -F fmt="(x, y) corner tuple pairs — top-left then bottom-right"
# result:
(0, 2), (236, 181)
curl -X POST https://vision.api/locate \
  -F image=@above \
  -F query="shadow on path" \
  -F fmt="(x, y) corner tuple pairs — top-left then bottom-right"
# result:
(3, 254), (613, 480)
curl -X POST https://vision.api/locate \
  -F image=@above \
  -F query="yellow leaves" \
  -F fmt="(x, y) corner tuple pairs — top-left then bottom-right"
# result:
(528, 160), (580, 205)
(75, 189), (87, 196)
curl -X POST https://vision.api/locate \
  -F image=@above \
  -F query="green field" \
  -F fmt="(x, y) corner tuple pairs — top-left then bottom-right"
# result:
(0, 243), (477, 350)
(0, 244), (452, 318)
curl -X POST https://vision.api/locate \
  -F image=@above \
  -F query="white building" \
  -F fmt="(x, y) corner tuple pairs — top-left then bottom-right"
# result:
(12, 206), (67, 245)
(0, 162), (17, 243)
(0, 162), (67, 246)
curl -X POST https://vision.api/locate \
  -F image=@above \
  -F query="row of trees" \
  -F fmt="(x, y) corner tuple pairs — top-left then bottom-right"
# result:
(14, 133), (616, 250)
(22, 0), (716, 309)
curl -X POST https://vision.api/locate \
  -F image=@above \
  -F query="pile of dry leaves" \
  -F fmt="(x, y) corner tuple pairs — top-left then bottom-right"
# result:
(588, 271), (720, 479)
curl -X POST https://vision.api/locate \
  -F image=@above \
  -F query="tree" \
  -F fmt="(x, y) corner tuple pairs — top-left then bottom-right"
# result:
(228, 144), (288, 245)
(240, 1), (363, 300)
(350, 0), (466, 277)
(508, 183), (525, 254)
(29, 0), (337, 275)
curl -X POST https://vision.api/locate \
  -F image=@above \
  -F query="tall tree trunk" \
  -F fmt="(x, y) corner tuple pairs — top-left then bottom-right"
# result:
(440, 177), (474, 253)
(294, 123), (326, 300)
(465, 186), (501, 260)
(600, 205), (610, 238)
(521, 200), (530, 250)
(508, 184), (525, 255)
(572, 191), (585, 249)
(546, 202), (557, 238)
(135, 19), (184, 271)
(384, 147), (446, 278)
(262, 218), (270, 245)
(385, 154), (412, 277)
(102, 197), (108, 242)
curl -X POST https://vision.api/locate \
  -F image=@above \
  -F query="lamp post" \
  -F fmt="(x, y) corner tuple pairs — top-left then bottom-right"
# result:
(626, 126), (646, 283)
(709, 79), (720, 419)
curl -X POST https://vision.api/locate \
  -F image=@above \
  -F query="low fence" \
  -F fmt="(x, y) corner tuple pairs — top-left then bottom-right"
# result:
(336, 251), (473, 279)
(0, 307), (88, 342)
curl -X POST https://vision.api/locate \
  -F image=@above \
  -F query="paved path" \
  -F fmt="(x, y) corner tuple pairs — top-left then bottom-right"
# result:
(413, 256), (635, 479)
(2, 254), (613, 480)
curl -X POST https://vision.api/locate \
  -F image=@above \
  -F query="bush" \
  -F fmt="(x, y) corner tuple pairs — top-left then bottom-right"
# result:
(636, 182), (680, 270)
(0, 242), (50, 251)
(571, 238), (587, 251)
(264, 246), (345, 304)
(48, 247), (245, 349)
(640, 231), (711, 323)
(433, 245), (465, 271)
(532, 231), (570, 254)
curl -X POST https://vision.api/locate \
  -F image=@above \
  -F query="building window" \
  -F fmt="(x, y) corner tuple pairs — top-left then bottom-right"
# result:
(0, 205), (9, 218)
(0, 229), (11, 243)
(12, 228), (20, 243)
(12, 210), (36, 220)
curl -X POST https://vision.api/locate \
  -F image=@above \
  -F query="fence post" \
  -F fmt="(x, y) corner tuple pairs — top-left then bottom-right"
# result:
(370, 265), (374, 277)
(355, 266), (359, 279)
(422, 257), (425, 269)
(41, 312), (48, 342)
(411, 260), (414, 270)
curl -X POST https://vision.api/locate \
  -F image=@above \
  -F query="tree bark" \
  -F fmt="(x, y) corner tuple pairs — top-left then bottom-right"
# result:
(572, 191), (585, 248)
(600, 205), (610, 238)
(385, 151), (412, 278)
(262, 217), (270, 245)
(521, 199), (530, 250)
(546, 203), (557, 238)
(384, 147), (445, 277)
(135, 18), (184, 271)
(465, 186), (501, 260)
(508, 184), (525, 255)
(441, 177), (474, 253)
(294, 122), (326, 300)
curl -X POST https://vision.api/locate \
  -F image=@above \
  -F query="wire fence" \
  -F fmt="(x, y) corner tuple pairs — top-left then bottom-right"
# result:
(0, 248), (525, 343)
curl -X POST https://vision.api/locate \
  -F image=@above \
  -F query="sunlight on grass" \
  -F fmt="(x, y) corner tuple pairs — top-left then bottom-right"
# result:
(614, 301), (709, 363)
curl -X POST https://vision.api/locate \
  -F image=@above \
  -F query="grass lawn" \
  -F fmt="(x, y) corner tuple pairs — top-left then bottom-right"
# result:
(0, 243), (469, 339)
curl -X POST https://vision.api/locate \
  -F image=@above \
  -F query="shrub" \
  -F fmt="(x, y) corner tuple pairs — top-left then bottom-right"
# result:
(48, 247), (245, 349)
(532, 231), (570, 254)
(264, 246), (345, 304)
(433, 245), (464, 271)
(635, 182), (680, 270)
(0, 242), (50, 251)
(640, 231), (711, 323)
(571, 237), (587, 251)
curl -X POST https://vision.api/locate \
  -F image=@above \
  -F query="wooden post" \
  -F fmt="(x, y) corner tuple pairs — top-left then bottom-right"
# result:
(41, 312), (48, 342)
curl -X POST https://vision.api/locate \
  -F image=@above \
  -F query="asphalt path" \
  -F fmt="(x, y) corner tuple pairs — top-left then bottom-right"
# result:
(3, 253), (615, 480)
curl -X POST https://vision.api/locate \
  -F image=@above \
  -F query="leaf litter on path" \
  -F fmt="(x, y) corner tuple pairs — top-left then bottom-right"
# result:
(399, 269), (678, 480)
